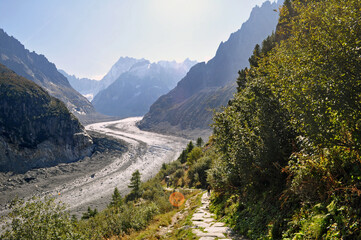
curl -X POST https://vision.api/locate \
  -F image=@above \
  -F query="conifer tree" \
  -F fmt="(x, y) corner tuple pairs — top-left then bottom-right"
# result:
(186, 141), (194, 153)
(236, 68), (248, 92)
(248, 44), (260, 68)
(128, 170), (142, 200)
(109, 187), (123, 208)
(196, 137), (204, 147)
(179, 150), (187, 164)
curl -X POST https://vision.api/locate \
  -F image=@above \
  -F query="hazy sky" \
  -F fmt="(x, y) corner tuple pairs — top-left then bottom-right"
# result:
(0, 0), (273, 79)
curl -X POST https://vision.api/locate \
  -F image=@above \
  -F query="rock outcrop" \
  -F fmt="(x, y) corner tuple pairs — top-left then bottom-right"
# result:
(0, 64), (93, 173)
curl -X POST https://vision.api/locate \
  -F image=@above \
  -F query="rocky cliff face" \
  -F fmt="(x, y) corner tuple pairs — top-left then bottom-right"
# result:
(0, 64), (93, 173)
(138, 1), (282, 138)
(0, 29), (96, 122)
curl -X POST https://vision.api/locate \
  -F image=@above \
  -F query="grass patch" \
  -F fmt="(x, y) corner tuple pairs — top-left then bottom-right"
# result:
(165, 191), (202, 240)
(116, 210), (175, 240)
(119, 190), (201, 240)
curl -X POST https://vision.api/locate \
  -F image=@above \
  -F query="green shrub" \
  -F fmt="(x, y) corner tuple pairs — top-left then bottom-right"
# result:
(1, 197), (83, 240)
(186, 147), (203, 166)
(81, 206), (98, 220)
(188, 156), (212, 188)
(120, 202), (159, 233)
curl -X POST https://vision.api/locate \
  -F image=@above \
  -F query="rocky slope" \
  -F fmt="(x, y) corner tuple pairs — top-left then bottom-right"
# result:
(0, 64), (93, 173)
(92, 59), (196, 118)
(0, 28), (97, 122)
(138, 0), (282, 138)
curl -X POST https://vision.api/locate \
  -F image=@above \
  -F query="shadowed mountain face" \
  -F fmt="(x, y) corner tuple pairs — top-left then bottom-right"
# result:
(58, 70), (100, 101)
(0, 29), (96, 122)
(0, 64), (93, 173)
(138, 1), (282, 138)
(91, 59), (196, 118)
(59, 57), (146, 102)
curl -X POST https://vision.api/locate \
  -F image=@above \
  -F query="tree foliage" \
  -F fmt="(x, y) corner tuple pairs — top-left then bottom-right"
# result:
(186, 141), (194, 153)
(196, 137), (204, 147)
(127, 170), (142, 201)
(266, 0), (361, 151)
(213, 79), (294, 194)
(210, 0), (361, 238)
(109, 187), (123, 208)
(186, 147), (203, 166)
(81, 207), (98, 220)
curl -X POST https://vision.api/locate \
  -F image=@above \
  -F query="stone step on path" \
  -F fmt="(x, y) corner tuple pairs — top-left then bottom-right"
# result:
(191, 192), (245, 240)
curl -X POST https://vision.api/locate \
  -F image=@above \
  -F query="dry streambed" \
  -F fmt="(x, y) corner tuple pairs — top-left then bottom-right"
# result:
(0, 117), (188, 217)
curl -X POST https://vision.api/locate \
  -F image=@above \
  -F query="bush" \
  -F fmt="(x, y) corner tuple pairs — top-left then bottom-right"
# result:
(1, 197), (83, 240)
(120, 202), (159, 233)
(187, 147), (203, 166)
(188, 156), (212, 188)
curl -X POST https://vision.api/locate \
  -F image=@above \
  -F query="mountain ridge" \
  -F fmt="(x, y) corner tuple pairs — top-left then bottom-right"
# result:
(0, 28), (97, 122)
(138, 0), (283, 138)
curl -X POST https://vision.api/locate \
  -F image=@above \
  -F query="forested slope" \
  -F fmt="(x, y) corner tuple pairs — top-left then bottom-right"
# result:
(207, 0), (361, 238)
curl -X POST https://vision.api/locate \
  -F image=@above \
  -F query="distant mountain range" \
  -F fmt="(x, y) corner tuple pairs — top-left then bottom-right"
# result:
(61, 56), (196, 118)
(138, 0), (283, 139)
(91, 58), (196, 118)
(59, 57), (146, 102)
(0, 64), (93, 173)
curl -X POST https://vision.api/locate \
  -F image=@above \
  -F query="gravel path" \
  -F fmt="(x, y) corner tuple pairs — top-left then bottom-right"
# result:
(192, 192), (245, 240)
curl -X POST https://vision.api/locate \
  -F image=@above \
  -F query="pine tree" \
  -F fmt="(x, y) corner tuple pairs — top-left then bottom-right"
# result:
(186, 141), (194, 153)
(236, 68), (248, 92)
(109, 187), (123, 208)
(179, 150), (188, 164)
(128, 170), (142, 200)
(248, 44), (261, 68)
(261, 33), (276, 56)
(196, 137), (204, 147)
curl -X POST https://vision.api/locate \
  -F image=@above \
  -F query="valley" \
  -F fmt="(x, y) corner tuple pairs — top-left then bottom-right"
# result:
(0, 117), (188, 217)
